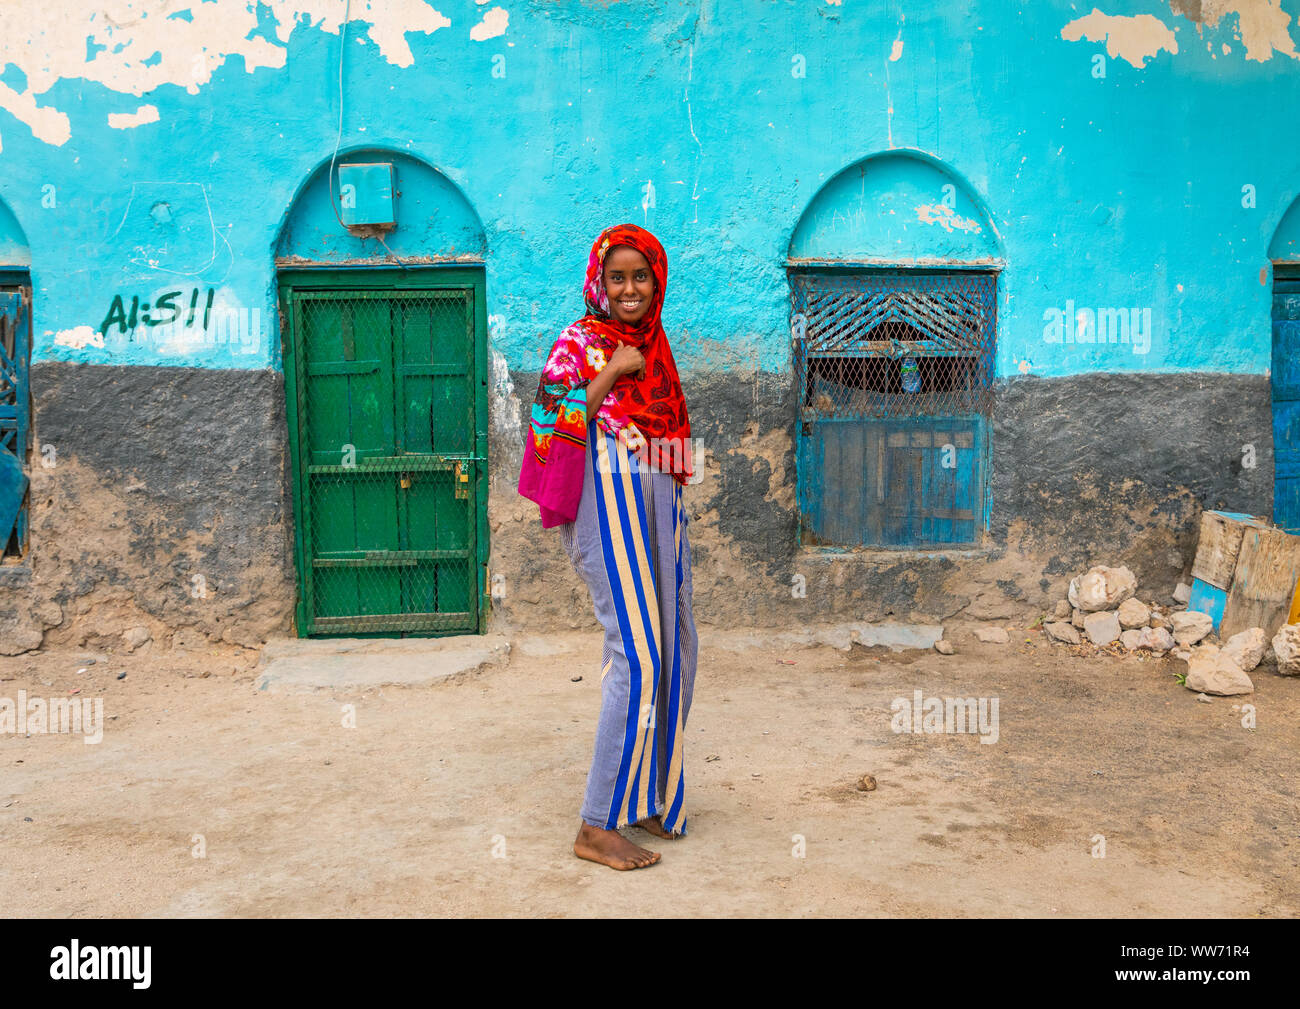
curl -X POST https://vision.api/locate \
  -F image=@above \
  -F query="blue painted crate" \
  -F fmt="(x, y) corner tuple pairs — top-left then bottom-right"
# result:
(1187, 577), (1227, 631)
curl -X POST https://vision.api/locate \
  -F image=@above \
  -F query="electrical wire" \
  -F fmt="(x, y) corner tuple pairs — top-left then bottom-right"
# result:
(326, 0), (351, 234)
(376, 232), (409, 269)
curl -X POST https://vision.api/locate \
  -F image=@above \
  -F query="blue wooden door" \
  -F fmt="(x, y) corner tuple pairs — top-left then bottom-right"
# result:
(797, 415), (984, 547)
(1273, 276), (1300, 533)
(0, 286), (29, 558)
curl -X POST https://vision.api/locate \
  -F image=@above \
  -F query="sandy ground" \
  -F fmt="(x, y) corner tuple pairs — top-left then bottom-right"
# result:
(1, 626), (1297, 918)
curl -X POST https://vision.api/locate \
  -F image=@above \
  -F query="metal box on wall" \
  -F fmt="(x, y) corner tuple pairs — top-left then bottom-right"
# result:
(338, 162), (396, 230)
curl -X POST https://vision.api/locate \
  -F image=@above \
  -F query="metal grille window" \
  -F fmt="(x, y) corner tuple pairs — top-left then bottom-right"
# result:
(791, 269), (997, 548)
(281, 272), (487, 635)
(0, 283), (30, 561)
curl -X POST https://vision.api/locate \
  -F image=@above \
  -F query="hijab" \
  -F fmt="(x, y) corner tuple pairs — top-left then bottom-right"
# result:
(571, 223), (692, 472)
(518, 223), (692, 526)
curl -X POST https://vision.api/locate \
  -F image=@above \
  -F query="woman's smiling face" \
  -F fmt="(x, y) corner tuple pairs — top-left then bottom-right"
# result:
(602, 245), (655, 324)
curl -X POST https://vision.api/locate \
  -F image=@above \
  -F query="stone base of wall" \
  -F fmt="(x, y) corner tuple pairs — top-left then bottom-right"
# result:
(0, 362), (295, 654)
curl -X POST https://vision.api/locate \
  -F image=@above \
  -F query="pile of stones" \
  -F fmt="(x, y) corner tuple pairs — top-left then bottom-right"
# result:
(1040, 565), (1278, 696)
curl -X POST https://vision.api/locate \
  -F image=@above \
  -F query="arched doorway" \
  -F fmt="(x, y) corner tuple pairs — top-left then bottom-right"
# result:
(0, 198), (31, 562)
(275, 149), (489, 635)
(787, 151), (1003, 548)
(1268, 196), (1300, 534)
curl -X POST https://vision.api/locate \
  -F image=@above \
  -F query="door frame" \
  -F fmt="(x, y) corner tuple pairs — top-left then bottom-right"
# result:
(0, 272), (31, 562)
(1272, 262), (1300, 533)
(277, 266), (489, 636)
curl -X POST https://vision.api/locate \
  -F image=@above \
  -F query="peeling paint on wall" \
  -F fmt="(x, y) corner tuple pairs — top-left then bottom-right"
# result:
(470, 6), (510, 41)
(0, 79), (71, 146)
(107, 104), (160, 129)
(1175, 0), (1300, 61)
(1063, 1), (1299, 67)
(1061, 10), (1181, 68)
(914, 203), (983, 234)
(489, 339), (522, 448)
(0, 0), (456, 146)
(52, 325), (104, 350)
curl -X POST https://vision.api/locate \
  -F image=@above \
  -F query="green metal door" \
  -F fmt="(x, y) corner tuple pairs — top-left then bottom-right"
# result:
(280, 269), (488, 636)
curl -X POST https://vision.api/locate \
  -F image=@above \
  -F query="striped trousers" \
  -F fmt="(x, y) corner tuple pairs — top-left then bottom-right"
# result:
(559, 419), (698, 835)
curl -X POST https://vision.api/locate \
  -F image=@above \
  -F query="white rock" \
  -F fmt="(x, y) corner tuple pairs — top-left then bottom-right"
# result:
(1117, 598), (1150, 629)
(1119, 625), (1175, 652)
(1068, 566), (1138, 612)
(974, 627), (1009, 644)
(1172, 647), (1192, 661)
(1269, 623), (1300, 677)
(1044, 621), (1081, 644)
(122, 626), (151, 653)
(1138, 626), (1176, 652)
(1173, 582), (1192, 604)
(934, 639), (955, 655)
(1169, 610), (1214, 646)
(1083, 610), (1121, 646)
(1196, 693), (1212, 703)
(1222, 627), (1266, 673)
(1184, 645), (1254, 696)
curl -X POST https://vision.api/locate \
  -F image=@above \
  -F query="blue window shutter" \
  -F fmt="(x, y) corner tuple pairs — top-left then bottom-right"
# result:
(792, 270), (995, 548)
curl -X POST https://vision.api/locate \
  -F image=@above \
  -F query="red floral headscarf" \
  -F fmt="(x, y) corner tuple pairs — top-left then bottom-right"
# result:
(518, 225), (692, 526)
(576, 224), (691, 472)
(526, 224), (692, 480)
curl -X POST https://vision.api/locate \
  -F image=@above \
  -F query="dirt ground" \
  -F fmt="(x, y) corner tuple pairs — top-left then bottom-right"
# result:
(1, 625), (1297, 918)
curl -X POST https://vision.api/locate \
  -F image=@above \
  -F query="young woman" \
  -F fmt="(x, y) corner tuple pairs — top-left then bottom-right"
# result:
(517, 223), (698, 871)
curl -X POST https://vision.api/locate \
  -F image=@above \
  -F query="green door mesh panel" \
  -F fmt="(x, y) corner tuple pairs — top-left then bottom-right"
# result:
(285, 283), (483, 635)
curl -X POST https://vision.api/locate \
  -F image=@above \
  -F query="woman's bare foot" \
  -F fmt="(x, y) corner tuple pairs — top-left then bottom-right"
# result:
(574, 822), (661, 870)
(634, 815), (679, 839)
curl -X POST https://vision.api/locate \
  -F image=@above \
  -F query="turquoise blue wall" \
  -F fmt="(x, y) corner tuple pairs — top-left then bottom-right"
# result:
(1, 0), (1299, 377)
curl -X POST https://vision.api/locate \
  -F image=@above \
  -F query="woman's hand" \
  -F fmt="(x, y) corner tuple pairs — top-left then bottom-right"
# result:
(610, 341), (646, 380)
(586, 341), (645, 416)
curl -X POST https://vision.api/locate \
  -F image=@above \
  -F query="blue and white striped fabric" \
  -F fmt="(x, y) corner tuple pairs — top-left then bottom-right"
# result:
(559, 419), (698, 835)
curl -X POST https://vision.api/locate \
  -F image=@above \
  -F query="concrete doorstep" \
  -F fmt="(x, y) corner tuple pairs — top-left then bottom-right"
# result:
(253, 634), (511, 694)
